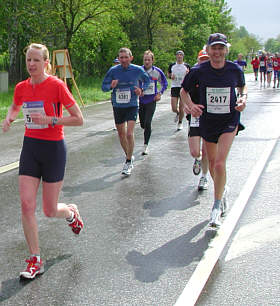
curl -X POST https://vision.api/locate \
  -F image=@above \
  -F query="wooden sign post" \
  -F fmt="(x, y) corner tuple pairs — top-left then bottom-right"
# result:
(52, 49), (85, 106)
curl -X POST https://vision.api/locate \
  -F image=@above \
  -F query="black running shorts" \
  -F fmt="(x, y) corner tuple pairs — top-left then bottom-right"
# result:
(19, 136), (67, 182)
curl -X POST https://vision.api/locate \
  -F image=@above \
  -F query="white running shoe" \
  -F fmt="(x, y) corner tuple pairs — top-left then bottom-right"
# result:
(122, 157), (134, 176)
(177, 122), (183, 130)
(174, 113), (179, 123)
(142, 145), (148, 155)
(209, 208), (222, 228)
(198, 177), (208, 191)
(221, 186), (229, 217)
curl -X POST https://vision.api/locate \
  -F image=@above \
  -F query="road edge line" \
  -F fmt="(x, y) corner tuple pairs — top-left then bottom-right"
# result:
(174, 138), (278, 306)
(0, 161), (19, 174)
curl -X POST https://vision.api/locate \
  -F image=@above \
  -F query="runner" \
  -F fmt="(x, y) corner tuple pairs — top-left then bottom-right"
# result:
(272, 53), (280, 88)
(168, 50), (190, 130)
(251, 55), (260, 81)
(259, 52), (267, 85)
(102, 47), (150, 175)
(266, 56), (273, 87)
(139, 50), (168, 155)
(181, 33), (247, 228)
(234, 53), (247, 71)
(182, 49), (209, 191)
(2, 43), (84, 279)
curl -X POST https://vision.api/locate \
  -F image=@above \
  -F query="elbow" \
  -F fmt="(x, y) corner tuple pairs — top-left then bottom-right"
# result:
(77, 113), (84, 126)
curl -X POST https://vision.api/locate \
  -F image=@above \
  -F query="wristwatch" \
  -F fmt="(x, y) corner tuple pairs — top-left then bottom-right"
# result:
(52, 117), (58, 127)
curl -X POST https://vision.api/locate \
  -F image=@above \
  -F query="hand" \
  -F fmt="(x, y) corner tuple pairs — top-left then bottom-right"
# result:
(171, 74), (175, 80)
(154, 93), (161, 102)
(2, 118), (13, 132)
(134, 86), (143, 96)
(190, 104), (204, 117)
(111, 79), (118, 88)
(30, 113), (51, 125)
(235, 97), (246, 112)
(183, 104), (191, 115)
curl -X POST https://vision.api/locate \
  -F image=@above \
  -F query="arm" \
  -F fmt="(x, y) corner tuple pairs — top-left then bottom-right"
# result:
(30, 103), (83, 127)
(2, 103), (22, 132)
(180, 88), (204, 117)
(102, 69), (114, 92)
(158, 68), (168, 94)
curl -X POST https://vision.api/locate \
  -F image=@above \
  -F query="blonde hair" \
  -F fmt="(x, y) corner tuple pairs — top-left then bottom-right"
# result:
(25, 43), (52, 74)
(143, 50), (154, 61)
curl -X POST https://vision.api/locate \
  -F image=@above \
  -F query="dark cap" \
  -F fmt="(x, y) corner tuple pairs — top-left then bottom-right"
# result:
(176, 50), (184, 56)
(207, 33), (228, 46)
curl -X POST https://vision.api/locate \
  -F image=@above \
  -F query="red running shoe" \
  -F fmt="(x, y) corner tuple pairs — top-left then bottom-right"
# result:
(20, 256), (44, 279)
(67, 204), (84, 234)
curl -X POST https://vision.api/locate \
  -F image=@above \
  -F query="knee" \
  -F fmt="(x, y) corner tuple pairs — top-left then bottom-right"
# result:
(43, 206), (57, 218)
(190, 149), (199, 158)
(126, 132), (134, 141)
(214, 160), (225, 174)
(21, 197), (36, 217)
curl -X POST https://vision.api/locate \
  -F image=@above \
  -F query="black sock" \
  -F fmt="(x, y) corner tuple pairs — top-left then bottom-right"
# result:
(126, 159), (131, 163)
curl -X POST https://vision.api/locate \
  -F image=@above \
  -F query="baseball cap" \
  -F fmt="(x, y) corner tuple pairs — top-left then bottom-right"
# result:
(198, 49), (209, 59)
(207, 33), (228, 46)
(176, 50), (184, 56)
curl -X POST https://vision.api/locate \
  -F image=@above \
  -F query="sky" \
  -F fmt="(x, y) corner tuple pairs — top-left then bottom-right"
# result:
(225, 0), (279, 42)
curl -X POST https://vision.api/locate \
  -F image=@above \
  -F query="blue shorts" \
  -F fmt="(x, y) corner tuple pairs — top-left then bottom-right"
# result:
(113, 106), (138, 124)
(274, 70), (280, 79)
(19, 136), (67, 182)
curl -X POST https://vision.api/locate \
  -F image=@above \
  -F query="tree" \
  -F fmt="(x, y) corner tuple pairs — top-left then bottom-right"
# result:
(265, 38), (280, 53)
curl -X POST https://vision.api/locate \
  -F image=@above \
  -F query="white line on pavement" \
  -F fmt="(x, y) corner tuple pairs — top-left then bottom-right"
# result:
(174, 137), (278, 306)
(0, 161), (19, 174)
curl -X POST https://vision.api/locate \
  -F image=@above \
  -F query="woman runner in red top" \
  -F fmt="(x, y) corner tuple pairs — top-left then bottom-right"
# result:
(2, 43), (84, 279)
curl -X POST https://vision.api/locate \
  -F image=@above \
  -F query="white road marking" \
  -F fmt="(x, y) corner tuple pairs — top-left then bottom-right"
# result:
(0, 161), (19, 174)
(174, 138), (278, 306)
(225, 215), (280, 262)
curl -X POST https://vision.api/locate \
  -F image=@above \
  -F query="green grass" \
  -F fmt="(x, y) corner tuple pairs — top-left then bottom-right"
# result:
(0, 77), (110, 120)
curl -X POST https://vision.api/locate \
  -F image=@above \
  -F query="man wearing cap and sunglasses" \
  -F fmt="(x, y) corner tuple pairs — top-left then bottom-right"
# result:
(181, 33), (247, 228)
(168, 50), (190, 130)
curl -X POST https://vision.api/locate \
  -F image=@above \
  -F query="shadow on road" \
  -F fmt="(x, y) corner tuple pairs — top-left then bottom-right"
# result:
(126, 220), (209, 283)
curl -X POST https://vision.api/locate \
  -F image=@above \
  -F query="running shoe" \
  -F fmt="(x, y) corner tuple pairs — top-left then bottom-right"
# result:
(67, 204), (84, 234)
(193, 159), (201, 175)
(221, 186), (229, 217)
(142, 145), (148, 155)
(177, 122), (183, 130)
(174, 113), (179, 123)
(209, 208), (222, 228)
(122, 162), (133, 175)
(198, 177), (208, 191)
(20, 256), (44, 279)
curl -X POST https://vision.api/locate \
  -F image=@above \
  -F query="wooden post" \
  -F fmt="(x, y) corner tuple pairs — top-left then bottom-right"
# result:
(52, 49), (85, 106)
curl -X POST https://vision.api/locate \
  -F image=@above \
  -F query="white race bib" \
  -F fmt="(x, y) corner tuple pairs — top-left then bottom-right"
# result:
(174, 72), (185, 84)
(206, 87), (230, 114)
(144, 82), (155, 95)
(260, 61), (265, 67)
(190, 115), (200, 127)
(22, 101), (48, 129)
(116, 88), (131, 104)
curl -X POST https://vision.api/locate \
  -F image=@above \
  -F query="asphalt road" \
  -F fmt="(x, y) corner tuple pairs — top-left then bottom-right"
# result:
(0, 74), (280, 305)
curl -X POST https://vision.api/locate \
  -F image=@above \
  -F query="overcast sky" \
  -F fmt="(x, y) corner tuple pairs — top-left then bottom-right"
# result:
(225, 0), (279, 42)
